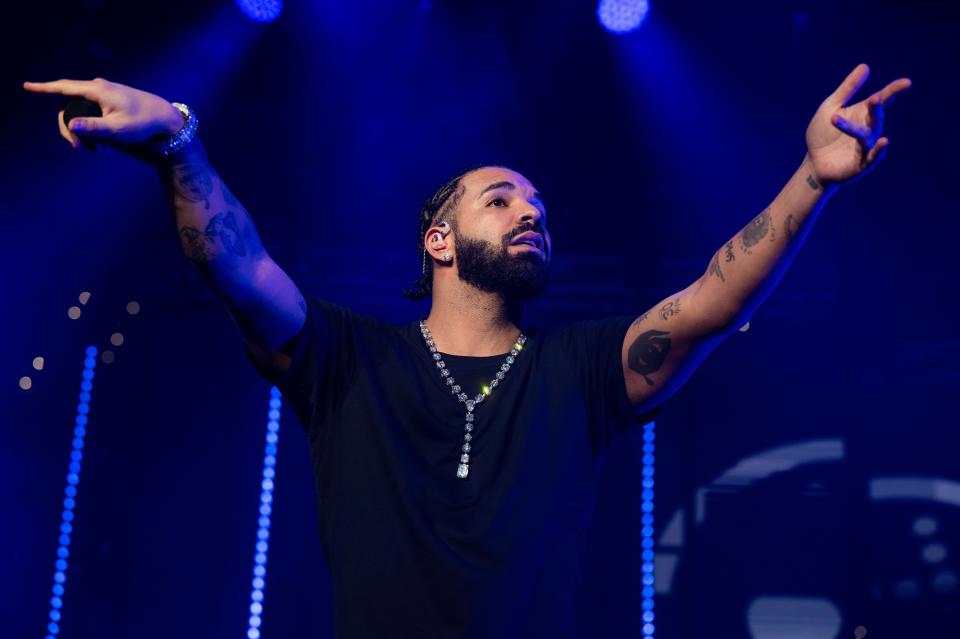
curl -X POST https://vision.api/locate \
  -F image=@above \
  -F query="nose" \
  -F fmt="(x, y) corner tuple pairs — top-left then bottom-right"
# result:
(518, 204), (542, 226)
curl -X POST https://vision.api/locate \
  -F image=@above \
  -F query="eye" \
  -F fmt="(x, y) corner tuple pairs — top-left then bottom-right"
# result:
(488, 197), (507, 207)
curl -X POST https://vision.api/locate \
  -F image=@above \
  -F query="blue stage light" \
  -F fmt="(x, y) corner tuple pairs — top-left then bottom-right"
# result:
(640, 419), (656, 638)
(43, 347), (96, 638)
(598, 0), (649, 34)
(236, 0), (282, 23)
(246, 387), (283, 639)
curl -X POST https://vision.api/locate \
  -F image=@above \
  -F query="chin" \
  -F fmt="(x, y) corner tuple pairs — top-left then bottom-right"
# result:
(503, 266), (550, 302)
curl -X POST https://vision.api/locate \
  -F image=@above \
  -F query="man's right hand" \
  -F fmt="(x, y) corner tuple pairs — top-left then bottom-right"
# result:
(26, 77), (308, 383)
(23, 78), (184, 150)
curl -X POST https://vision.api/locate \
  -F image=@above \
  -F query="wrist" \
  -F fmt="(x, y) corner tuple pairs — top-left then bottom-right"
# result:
(162, 101), (186, 135)
(154, 136), (206, 169)
(151, 102), (199, 158)
(801, 153), (840, 194)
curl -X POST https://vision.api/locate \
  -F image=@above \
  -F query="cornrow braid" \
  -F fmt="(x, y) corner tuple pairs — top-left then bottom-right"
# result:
(403, 165), (487, 300)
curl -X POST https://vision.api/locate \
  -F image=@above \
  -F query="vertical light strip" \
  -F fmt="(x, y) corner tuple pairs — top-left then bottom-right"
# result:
(246, 386), (282, 639)
(44, 345), (97, 639)
(641, 420), (656, 639)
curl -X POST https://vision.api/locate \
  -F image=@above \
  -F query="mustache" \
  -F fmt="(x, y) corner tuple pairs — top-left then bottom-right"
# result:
(503, 222), (546, 244)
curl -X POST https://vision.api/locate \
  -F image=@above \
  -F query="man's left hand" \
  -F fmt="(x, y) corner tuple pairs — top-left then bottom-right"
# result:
(805, 63), (912, 186)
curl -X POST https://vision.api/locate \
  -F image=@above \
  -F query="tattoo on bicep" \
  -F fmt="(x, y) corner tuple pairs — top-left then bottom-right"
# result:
(179, 225), (214, 261)
(806, 174), (821, 191)
(172, 164), (214, 209)
(784, 213), (798, 243)
(708, 253), (726, 282)
(628, 329), (672, 386)
(739, 208), (774, 253)
(724, 240), (735, 262)
(205, 211), (247, 257)
(659, 298), (681, 320)
(632, 311), (650, 328)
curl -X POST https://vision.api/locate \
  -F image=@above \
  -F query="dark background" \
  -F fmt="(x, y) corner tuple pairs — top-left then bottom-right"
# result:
(3, 0), (958, 637)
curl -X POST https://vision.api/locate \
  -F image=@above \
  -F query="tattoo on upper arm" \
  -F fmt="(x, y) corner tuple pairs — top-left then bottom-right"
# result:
(172, 164), (214, 209)
(739, 208), (774, 253)
(806, 174), (821, 191)
(632, 311), (650, 328)
(628, 329), (672, 386)
(659, 298), (681, 320)
(784, 213), (797, 243)
(724, 240), (735, 262)
(708, 253), (726, 282)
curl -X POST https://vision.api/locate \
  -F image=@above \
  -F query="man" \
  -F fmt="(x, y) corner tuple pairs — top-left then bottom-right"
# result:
(24, 64), (910, 637)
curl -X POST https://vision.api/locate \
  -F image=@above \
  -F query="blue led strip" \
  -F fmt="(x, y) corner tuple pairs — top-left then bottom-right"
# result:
(641, 420), (655, 639)
(44, 345), (97, 639)
(247, 386), (282, 639)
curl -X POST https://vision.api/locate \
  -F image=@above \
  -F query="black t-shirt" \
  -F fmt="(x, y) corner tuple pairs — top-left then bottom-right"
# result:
(269, 298), (659, 638)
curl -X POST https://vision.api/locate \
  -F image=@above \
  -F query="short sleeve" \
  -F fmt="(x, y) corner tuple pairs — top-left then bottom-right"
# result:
(247, 298), (359, 433)
(551, 316), (661, 445)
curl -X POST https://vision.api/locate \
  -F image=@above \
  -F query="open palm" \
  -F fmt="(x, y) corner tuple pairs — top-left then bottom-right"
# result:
(806, 64), (911, 185)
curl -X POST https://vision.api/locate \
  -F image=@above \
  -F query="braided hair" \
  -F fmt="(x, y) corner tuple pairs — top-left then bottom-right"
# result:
(403, 165), (488, 300)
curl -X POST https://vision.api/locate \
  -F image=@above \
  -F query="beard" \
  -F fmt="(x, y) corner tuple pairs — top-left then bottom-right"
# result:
(454, 228), (550, 302)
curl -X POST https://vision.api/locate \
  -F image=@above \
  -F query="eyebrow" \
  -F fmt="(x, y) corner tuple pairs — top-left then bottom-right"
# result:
(476, 181), (546, 211)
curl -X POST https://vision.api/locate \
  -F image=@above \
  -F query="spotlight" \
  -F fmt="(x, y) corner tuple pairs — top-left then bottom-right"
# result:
(597, 0), (649, 34)
(236, 0), (282, 23)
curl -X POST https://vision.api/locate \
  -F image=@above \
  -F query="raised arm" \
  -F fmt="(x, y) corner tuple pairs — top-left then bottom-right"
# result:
(24, 78), (307, 380)
(621, 64), (912, 411)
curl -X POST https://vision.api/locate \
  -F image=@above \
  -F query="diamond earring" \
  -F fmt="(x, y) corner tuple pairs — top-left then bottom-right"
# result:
(443, 252), (452, 262)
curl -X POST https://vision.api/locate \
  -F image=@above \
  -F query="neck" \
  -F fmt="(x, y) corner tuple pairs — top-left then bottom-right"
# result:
(425, 281), (523, 356)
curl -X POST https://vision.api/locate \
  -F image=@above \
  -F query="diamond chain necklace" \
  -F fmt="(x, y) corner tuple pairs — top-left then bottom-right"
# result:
(419, 320), (527, 479)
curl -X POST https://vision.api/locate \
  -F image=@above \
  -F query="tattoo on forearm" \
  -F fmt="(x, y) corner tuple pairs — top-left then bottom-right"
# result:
(178, 210), (249, 262)
(708, 253), (726, 282)
(205, 211), (247, 257)
(724, 240), (736, 262)
(179, 226), (214, 261)
(739, 208), (774, 253)
(784, 213), (797, 243)
(659, 298), (681, 320)
(806, 174), (821, 191)
(628, 329), (672, 386)
(172, 164), (215, 209)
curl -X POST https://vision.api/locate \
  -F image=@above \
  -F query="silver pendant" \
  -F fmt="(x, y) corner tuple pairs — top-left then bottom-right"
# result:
(457, 463), (469, 479)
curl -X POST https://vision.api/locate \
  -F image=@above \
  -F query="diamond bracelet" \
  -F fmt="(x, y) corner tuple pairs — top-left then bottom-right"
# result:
(152, 102), (199, 157)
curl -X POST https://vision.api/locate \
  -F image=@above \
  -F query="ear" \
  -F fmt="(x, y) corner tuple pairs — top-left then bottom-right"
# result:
(424, 222), (453, 265)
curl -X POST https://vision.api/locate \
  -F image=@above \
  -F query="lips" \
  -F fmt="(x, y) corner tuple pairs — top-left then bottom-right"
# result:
(509, 231), (544, 251)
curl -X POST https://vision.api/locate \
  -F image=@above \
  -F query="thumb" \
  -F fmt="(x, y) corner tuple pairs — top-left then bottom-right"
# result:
(68, 117), (113, 138)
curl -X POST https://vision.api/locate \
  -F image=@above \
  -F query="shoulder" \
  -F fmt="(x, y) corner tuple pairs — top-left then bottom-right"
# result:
(537, 316), (635, 349)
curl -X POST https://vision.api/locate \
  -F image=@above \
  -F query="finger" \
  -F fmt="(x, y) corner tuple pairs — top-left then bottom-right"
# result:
(57, 110), (80, 149)
(830, 63), (870, 107)
(23, 79), (105, 101)
(878, 77), (912, 106)
(832, 113), (873, 143)
(68, 116), (113, 138)
(866, 137), (889, 165)
(867, 93), (885, 132)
